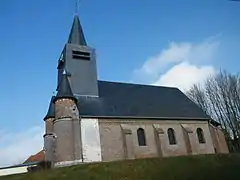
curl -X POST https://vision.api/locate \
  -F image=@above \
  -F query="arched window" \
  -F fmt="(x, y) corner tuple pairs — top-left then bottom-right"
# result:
(137, 128), (146, 146)
(168, 128), (177, 145)
(197, 128), (205, 143)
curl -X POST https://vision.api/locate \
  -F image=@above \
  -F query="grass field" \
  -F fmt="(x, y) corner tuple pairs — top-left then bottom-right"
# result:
(1, 154), (240, 180)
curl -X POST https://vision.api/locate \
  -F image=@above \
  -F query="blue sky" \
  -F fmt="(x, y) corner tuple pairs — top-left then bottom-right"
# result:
(0, 0), (239, 166)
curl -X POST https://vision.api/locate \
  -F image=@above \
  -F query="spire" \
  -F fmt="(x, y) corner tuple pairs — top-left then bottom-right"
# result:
(53, 71), (77, 103)
(67, 15), (87, 46)
(44, 96), (55, 121)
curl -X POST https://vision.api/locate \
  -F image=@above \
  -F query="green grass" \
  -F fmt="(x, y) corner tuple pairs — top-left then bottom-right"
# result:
(2, 154), (240, 180)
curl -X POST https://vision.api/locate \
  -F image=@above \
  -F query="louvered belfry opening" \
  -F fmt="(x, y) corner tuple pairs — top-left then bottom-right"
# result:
(72, 50), (91, 60)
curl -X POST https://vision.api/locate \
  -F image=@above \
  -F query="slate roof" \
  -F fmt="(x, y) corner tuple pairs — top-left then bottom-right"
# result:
(44, 96), (55, 121)
(77, 80), (210, 120)
(54, 72), (77, 103)
(67, 15), (87, 45)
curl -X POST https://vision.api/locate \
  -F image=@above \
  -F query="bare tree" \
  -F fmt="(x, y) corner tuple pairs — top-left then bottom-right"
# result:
(187, 71), (240, 152)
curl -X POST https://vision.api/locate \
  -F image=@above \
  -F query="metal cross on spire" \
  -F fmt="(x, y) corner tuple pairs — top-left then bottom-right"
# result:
(75, 0), (80, 15)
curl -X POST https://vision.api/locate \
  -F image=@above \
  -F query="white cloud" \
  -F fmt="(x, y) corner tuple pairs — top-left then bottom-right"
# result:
(133, 36), (219, 91)
(133, 42), (192, 81)
(153, 62), (215, 92)
(0, 126), (44, 167)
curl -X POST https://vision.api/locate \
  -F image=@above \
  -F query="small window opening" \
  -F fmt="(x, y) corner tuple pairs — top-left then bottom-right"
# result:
(168, 128), (177, 145)
(137, 128), (147, 146)
(197, 128), (206, 144)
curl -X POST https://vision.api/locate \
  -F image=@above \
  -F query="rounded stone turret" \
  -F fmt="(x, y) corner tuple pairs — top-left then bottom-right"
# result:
(53, 72), (82, 166)
(43, 96), (56, 163)
(54, 98), (78, 119)
(45, 118), (54, 134)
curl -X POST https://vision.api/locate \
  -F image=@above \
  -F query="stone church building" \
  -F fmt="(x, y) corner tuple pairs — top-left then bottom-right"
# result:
(43, 14), (229, 167)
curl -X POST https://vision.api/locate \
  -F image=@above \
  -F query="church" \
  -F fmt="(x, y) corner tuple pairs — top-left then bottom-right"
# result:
(43, 14), (229, 167)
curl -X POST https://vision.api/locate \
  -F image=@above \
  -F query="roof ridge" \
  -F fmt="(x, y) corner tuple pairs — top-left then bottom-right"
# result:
(98, 80), (179, 90)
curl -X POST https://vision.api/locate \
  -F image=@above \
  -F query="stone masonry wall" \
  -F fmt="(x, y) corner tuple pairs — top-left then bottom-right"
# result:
(44, 134), (55, 162)
(45, 118), (54, 134)
(99, 121), (125, 161)
(181, 122), (215, 155)
(99, 119), (222, 162)
(217, 128), (229, 153)
(55, 98), (79, 119)
(44, 117), (55, 162)
(54, 98), (82, 164)
(209, 125), (229, 154)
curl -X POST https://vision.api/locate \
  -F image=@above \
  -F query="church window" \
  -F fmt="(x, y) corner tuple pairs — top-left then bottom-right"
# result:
(168, 128), (177, 145)
(137, 128), (146, 146)
(197, 128), (205, 143)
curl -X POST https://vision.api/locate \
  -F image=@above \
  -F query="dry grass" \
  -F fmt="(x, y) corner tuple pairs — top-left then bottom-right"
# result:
(1, 154), (240, 180)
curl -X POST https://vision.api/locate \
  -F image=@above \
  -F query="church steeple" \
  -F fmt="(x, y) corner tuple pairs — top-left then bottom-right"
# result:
(67, 15), (87, 46)
(56, 8), (99, 96)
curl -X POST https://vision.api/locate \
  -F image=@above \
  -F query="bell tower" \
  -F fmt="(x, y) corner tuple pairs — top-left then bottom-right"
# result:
(57, 14), (98, 97)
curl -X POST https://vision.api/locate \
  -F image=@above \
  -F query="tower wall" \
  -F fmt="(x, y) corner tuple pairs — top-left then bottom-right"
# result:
(54, 98), (82, 166)
(54, 118), (74, 163)
(45, 118), (54, 134)
(44, 118), (55, 162)
(64, 44), (98, 96)
(55, 98), (78, 119)
(44, 134), (55, 162)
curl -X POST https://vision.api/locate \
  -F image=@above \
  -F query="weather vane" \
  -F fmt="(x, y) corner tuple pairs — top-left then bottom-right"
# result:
(75, 0), (80, 14)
